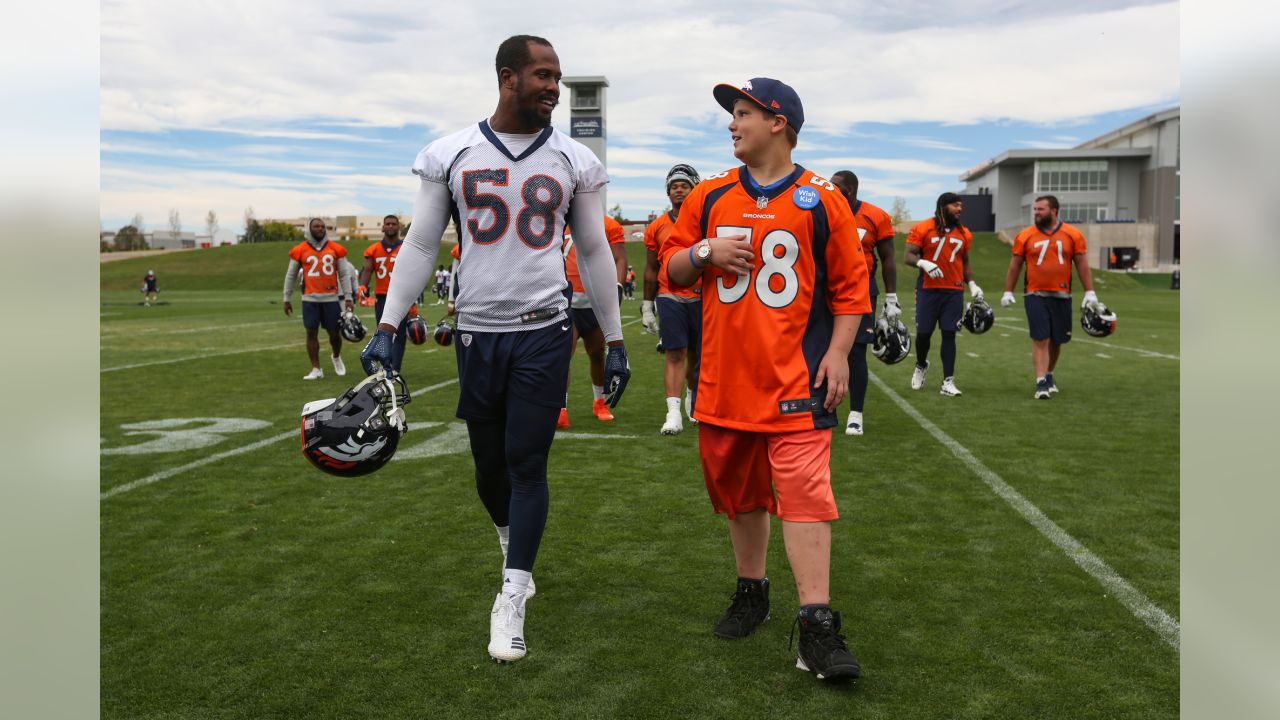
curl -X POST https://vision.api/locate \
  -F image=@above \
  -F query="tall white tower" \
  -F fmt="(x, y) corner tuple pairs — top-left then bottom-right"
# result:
(561, 76), (609, 212)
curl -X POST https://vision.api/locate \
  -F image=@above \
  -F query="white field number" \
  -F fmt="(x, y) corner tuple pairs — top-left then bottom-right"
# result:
(306, 254), (336, 277)
(102, 418), (272, 455)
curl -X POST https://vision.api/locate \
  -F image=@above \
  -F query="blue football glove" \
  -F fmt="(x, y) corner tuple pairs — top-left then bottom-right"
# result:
(603, 344), (631, 408)
(360, 328), (397, 376)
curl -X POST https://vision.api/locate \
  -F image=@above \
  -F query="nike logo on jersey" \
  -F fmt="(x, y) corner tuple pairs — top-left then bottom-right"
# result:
(561, 324), (570, 331)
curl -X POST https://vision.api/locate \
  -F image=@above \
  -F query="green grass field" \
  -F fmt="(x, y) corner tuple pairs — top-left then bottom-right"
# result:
(101, 235), (1179, 719)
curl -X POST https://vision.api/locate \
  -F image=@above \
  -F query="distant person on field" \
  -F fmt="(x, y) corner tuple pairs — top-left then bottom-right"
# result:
(283, 218), (356, 380)
(1000, 195), (1104, 399)
(557, 214), (627, 428)
(358, 215), (410, 372)
(141, 270), (159, 306)
(642, 163), (702, 435)
(831, 170), (898, 436)
(904, 192), (982, 397)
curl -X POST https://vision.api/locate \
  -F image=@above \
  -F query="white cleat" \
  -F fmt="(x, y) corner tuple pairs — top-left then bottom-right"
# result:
(661, 410), (684, 435)
(940, 377), (962, 396)
(331, 355), (346, 377)
(845, 411), (864, 436)
(303, 367), (324, 380)
(910, 362), (928, 390)
(684, 389), (698, 425)
(488, 591), (529, 663)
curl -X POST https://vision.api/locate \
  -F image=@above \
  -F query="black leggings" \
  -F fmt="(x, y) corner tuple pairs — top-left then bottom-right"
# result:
(466, 395), (560, 572)
(849, 343), (869, 413)
(916, 330), (958, 377)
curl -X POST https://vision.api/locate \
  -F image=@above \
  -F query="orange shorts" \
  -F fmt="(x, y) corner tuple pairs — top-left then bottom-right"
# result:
(697, 423), (837, 522)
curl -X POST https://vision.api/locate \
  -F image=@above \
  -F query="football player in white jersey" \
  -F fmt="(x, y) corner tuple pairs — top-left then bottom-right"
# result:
(360, 34), (630, 664)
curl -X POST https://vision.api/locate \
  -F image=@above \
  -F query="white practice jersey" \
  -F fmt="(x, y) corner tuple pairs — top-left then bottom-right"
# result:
(413, 121), (608, 332)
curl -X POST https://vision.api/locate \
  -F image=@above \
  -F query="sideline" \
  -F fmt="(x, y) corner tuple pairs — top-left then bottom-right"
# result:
(996, 317), (1179, 360)
(102, 344), (295, 372)
(101, 378), (459, 500)
(868, 371), (1180, 651)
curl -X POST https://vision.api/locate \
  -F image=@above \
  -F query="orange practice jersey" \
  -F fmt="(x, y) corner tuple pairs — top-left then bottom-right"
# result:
(289, 240), (348, 295)
(906, 219), (972, 290)
(851, 200), (896, 280)
(660, 166), (870, 432)
(362, 239), (402, 295)
(564, 215), (625, 292)
(644, 211), (700, 300)
(1012, 222), (1087, 294)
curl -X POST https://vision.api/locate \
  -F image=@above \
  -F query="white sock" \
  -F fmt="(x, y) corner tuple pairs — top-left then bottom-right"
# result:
(495, 525), (510, 557)
(666, 396), (680, 413)
(503, 569), (533, 596)
(592, 384), (604, 400)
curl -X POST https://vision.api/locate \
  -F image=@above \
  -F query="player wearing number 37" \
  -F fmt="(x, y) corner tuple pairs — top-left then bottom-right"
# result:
(1001, 194), (1104, 400)
(662, 77), (870, 682)
(358, 35), (630, 664)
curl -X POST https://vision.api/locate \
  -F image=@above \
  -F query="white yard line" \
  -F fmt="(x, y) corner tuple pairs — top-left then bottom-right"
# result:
(997, 318), (1179, 360)
(102, 378), (459, 500)
(101, 344), (296, 372)
(868, 371), (1181, 651)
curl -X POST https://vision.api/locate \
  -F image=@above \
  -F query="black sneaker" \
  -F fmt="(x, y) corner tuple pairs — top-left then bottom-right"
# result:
(1034, 379), (1051, 400)
(1045, 373), (1059, 394)
(792, 606), (861, 681)
(713, 577), (770, 639)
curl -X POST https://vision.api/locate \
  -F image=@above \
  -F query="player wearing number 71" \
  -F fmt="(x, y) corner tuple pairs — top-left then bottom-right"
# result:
(1000, 194), (1103, 399)
(662, 76), (870, 682)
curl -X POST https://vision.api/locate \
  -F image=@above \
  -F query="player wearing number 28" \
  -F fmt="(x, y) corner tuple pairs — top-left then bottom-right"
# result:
(357, 35), (630, 664)
(1001, 194), (1102, 399)
(662, 77), (869, 682)
(283, 218), (357, 380)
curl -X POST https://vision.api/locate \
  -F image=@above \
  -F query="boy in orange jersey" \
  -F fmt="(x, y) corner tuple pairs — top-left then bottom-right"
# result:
(358, 215), (409, 372)
(1000, 194), (1103, 399)
(662, 77), (869, 682)
(904, 193), (983, 396)
(557, 214), (628, 427)
(643, 163), (702, 435)
(283, 217), (356, 380)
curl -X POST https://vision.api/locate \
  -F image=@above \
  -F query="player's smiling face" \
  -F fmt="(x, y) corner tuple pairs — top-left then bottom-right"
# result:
(514, 43), (561, 130)
(728, 99), (772, 161)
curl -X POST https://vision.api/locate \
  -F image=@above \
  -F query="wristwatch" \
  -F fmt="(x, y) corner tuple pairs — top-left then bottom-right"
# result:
(695, 240), (712, 264)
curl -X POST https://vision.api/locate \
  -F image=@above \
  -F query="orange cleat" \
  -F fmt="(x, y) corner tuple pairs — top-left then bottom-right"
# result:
(592, 397), (615, 422)
(557, 408), (570, 429)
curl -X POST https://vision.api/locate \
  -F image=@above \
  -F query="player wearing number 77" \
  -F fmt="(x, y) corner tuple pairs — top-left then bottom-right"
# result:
(357, 35), (630, 664)
(662, 77), (870, 682)
(904, 193), (980, 396)
(1001, 194), (1101, 399)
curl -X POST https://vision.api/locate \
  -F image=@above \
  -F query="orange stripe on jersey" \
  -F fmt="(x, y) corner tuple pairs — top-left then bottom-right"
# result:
(906, 219), (972, 290)
(1013, 222), (1087, 294)
(644, 211), (700, 299)
(564, 216), (625, 292)
(289, 241), (348, 295)
(852, 200), (895, 278)
(660, 166), (870, 433)
(362, 240), (402, 295)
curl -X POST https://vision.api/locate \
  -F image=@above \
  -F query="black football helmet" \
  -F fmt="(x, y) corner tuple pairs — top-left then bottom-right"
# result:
(433, 318), (454, 346)
(406, 316), (428, 345)
(872, 315), (912, 365)
(300, 370), (410, 477)
(961, 298), (995, 334)
(339, 312), (367, 343)
(1080, 302), (1117, 337)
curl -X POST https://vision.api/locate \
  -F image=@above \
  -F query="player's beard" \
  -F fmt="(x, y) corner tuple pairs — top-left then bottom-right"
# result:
(1035, 215), (1056, 231)
(515, 77), (555, 130)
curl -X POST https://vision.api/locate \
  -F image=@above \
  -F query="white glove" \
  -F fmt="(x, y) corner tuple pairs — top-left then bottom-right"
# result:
(916, 259), (943, 279)
(1082, 290), (1100, 310)
(1000, 291), (1016, 308)
(640, 300), (659, 335)
(883, 293), (902, 322)
(967, 281), (984, 301)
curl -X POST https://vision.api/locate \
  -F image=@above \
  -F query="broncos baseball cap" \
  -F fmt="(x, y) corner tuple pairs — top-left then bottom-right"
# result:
(713, 77), (804, 133)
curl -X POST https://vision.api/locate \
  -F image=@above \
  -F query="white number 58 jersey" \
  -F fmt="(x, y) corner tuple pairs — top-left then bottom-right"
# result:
(413, 120), (608, 332)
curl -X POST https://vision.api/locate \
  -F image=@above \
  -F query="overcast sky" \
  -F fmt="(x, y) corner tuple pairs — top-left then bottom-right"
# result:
(100, 0), (1179, 238)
